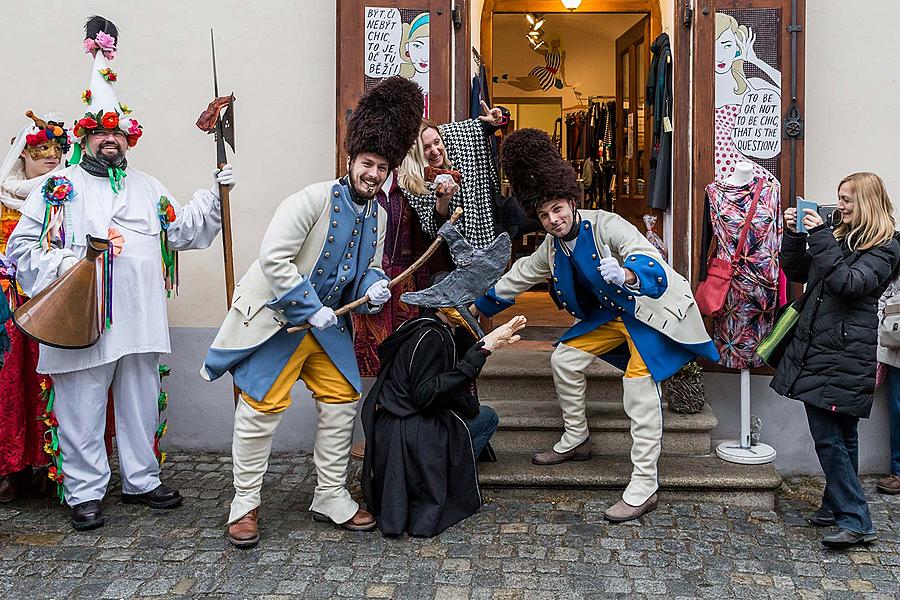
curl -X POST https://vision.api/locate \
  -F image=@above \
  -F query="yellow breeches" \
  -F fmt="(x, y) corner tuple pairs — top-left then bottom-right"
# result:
(564, 319), (650, 379)
(241, 334), (359, 414)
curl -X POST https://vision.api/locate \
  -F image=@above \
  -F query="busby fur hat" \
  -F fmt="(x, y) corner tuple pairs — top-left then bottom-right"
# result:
(345, 76), (423, 170)
(500, 128), (581, 211)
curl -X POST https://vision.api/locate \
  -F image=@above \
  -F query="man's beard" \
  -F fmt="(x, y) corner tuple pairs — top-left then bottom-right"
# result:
(351, 173), (381, 199)
(96, 146), (124, 166)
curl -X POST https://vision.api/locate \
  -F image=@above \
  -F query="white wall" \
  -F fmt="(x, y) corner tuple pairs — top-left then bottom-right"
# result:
(1, 1), (337, 327)
(805, 1), (900, 213)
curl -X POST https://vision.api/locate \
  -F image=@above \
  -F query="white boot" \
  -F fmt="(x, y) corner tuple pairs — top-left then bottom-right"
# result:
(551, 343), (597, 453)
(621, 375), (663, 506)
(228, 398), (284, 524)
(308, 401), (359, 524)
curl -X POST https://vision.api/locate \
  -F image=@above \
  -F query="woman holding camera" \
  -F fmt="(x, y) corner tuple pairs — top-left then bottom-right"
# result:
(772, 172), (900, 549)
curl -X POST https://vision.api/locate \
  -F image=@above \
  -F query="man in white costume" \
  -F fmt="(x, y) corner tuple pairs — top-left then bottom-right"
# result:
(202, 76), (424, 547)
(7, 16), (233, 530)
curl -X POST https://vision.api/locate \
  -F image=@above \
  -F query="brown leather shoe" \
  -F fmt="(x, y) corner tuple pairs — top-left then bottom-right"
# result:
(312, 507), (377, 532)
(531, 439), (592, 465)
(604, 494), (658, 523)
(877, 474), (900, 495)
(227, 508), (260, 549)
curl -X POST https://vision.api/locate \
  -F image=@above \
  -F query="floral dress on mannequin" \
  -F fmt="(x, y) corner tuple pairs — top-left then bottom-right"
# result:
(701, 178), (782, 368)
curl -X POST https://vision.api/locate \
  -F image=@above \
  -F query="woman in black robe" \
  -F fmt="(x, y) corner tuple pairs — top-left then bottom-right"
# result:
(361, 309), (525, 537)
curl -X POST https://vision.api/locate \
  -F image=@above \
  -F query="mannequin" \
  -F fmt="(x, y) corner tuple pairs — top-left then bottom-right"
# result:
(703, 161), (778, 464)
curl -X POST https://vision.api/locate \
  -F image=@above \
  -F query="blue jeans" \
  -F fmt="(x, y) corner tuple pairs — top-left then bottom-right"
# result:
(886, 365), (900, 475)
(465, 406), (499, 457)
(805, 403), (874, 534)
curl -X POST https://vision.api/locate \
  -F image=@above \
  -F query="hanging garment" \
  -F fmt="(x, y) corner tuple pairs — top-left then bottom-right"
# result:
(700, 178), (782, 369)
(647, 33), (673, 210)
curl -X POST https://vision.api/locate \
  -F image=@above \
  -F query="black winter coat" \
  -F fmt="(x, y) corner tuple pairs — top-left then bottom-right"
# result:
(360, 316), (488, 537)
(770, 226), (900, 417)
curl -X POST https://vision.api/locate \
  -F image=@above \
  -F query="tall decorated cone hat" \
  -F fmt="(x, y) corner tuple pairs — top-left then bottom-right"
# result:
(70, 16), (142, 164)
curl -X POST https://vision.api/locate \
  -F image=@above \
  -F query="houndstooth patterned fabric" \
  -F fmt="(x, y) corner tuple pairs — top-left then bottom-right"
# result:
(404, 119), (498, 250)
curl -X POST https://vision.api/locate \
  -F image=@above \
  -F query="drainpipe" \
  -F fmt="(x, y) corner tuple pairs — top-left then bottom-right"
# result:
(783, 0), (803, 206)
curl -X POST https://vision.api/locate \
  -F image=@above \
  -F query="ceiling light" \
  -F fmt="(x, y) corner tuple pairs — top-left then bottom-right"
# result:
(533, 39), (546, 51)
(525, 13), (536, 25)
(532, 18), (545, 31)
(561, 0), (583, 10)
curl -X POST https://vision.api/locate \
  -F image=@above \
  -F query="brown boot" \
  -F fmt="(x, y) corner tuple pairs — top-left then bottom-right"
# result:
(312, 507), (377, 532)
(350, 440), (366, 461)
(532, 439), (592, 465)
(604, 494), (658, 523)
(876, 474), (900, 495)
(227, 508), (260, 549)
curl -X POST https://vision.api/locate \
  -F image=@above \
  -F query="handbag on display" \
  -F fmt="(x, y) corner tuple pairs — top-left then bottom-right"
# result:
(695, 178), (764, 317)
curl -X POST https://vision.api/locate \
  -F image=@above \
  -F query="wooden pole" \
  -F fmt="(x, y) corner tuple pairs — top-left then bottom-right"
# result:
(218, 163), (236, 308)
(287, 208), (462, 334)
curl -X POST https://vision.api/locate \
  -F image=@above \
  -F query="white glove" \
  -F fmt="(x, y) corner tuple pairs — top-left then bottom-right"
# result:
(307, 306), (337, 330)
(599, 256), (626, 286)
(210, 164), (235, 199)
(57, 255), (79, 277)
(365, 279), (391, 306)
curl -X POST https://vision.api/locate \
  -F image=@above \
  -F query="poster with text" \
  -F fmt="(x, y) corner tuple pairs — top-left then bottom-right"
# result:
(364, 7), (430, 117)
(713, 9), (782, 183)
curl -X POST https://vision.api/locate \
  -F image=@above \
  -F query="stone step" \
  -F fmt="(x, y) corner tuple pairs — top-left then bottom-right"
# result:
(485, 400), (717, 456)
(478, 344), (623, 403)
(478, 452), (783, 510)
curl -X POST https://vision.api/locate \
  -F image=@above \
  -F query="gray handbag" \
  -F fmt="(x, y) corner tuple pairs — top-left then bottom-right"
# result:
(881, 290), (900, 349)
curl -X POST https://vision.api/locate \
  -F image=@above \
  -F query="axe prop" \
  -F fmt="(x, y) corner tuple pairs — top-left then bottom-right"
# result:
(288, 207), (511, 334)
(195, 29), (237, 308)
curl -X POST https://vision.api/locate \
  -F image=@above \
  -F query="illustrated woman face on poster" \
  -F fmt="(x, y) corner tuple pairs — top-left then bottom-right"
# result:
(713, 13), (783, 180)
(399, 12), (430, 115)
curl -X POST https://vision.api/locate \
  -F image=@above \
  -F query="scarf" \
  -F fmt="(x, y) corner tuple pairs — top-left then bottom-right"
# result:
(79, 152), (128, 194)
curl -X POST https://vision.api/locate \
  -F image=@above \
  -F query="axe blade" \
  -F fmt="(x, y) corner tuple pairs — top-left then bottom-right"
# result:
(222, 96), (236, 153)
(401, 232), (511, 308)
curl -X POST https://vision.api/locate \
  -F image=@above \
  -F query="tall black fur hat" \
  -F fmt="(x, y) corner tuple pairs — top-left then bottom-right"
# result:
(345, 76), (423, 170)
(500, 128), (581, 211)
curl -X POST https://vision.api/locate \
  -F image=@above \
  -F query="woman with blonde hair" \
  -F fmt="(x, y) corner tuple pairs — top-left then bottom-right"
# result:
(772, 172), (900, 548)
(399, 102), (509, 250)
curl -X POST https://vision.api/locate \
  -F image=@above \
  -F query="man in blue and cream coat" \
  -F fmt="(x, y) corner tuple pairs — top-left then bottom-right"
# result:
(202, 77), (424, 547)
(472, 129), (718, 522)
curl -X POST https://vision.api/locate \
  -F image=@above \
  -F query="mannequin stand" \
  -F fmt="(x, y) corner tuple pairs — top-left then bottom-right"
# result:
(716, 369), (776, 464)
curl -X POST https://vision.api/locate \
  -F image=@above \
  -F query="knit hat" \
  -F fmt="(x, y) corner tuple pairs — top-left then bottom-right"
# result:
(500, 128), (581, 211)
(345, 76), (423, 170)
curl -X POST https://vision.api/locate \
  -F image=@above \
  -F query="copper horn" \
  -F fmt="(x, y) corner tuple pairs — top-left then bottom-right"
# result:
(14, 236), (112, 349)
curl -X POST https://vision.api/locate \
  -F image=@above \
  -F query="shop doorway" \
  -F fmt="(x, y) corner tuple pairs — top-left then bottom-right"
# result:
(482, 3), (662, 337)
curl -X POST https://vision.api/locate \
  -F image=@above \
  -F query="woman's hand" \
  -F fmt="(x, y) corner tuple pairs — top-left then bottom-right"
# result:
(802, 208), (824, 231)
(477, 100), (506, 127)
(481, 315), (527, 352)
(740, 28), (759, 66)
(784, 207), (798, 233)
(434, 179), (459, 218)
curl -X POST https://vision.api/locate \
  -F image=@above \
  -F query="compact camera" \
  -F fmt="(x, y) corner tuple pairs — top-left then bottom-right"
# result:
(817, 205), (841, 229)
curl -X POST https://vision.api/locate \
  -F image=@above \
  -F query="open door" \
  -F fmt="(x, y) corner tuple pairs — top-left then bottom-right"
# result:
(336, 1), (452, 176)
(615, 15), (658, 231)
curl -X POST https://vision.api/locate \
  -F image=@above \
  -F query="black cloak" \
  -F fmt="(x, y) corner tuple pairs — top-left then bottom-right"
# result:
(361, 315), (488, 537)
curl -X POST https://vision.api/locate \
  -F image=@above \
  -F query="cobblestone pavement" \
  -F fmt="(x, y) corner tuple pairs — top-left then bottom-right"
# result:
(0, 453), (898, 599)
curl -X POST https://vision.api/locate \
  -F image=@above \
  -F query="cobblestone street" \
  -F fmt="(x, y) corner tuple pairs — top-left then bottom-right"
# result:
(0, 452), (898, 599)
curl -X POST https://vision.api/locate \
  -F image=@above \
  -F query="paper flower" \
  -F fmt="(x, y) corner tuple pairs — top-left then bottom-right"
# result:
(101, 112), (119, 130)
(47, 466), (64, 483)
(119, 102), (132, 115)
(81, 89), (92, 105)
(42, 176), (76, 207)
(99, 68), (117, 83)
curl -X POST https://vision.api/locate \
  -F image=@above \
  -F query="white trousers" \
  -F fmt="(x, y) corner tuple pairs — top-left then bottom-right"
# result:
(229, 398), (359, 525)
(550, 343), (663, 505)
(52, 352), (161, 506)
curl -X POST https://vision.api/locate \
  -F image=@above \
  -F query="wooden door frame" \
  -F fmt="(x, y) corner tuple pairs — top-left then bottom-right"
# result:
(335, 1), (454, 176)
(690, 0), (806, 286)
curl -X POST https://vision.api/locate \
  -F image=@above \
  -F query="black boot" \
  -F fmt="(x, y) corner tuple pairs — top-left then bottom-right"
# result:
(71, 500), (105, 530)
(121, 483), (182, 509)
(821, 528), (877, 549)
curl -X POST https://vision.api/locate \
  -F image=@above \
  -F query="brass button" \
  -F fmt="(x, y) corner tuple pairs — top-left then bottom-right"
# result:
(349, 241), (355, 248)
(334, 286), (339, 291)
(328, 235), (334, 242)
(340, 276), (346, 282)
(356, 218), (361, 224)
(324, 252), (330, 258)
(657, 277), (663, 283)
(372, 227), (377, 233)
(303, 291), (309, 297)
(312, 283), (317, 288)
(556, 290), (562, 295)
(584, 223), (589, 229)
(372, 241), (377, 246)
(597, 267), (602, 272)
(630, 257), (636, 261)
(562, 302), (567, 307)
(346, 253), (352, 259)
(317, 269), (324, 275)
(340, 326), (345, 332)
(353, 229), (358, 236)
(616, 289), (621, 294)
(494, 300), (500, 305)
(332, 220), (338, 227)
(290, 301), (298, 306)
(343, 265), (349, 271)
(334, 206), (340, 212)
(627, 295), (634, 301)
(553, 277), (558, 282)
(333, 190), (340, 197)
(592, 254), (597, 260)
(326, 295), (332, 300)
(648, 261), (655, 267)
